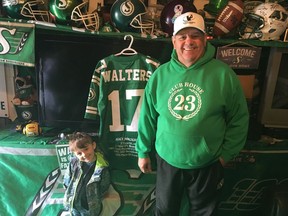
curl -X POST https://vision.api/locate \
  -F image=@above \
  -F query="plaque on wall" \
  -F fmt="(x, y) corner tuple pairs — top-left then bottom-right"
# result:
(216, 43), (262, 69)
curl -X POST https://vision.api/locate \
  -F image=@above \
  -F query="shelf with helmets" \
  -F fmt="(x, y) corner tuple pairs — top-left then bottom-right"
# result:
(0, 0), (287, 48)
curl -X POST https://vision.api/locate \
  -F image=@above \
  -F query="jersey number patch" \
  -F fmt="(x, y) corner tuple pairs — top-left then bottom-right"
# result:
(108, 89), (144, 132)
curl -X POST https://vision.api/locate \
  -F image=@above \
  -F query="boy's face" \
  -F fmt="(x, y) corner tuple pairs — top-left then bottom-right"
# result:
(71, 141), (96, 163)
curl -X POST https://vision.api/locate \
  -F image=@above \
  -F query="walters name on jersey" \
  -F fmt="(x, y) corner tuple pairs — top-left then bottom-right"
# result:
(100, 68), (153, 83)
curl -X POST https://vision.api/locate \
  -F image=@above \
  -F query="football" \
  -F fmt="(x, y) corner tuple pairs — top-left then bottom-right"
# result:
(213, 0), (244, 37)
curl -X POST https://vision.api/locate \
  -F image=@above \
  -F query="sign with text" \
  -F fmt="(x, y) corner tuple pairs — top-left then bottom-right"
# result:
(55, 144), (70, 174)
(216, 46), (262, 69)
(0, 67), (8, 117)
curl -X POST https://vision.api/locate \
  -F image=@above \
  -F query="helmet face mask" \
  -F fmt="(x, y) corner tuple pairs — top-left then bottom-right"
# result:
(239, 2), (288, 41)
(130, 12), (154, 34)
(71, 2), (100, 31)
(21, 0), (50, 22)
(239, 13), (264, 39)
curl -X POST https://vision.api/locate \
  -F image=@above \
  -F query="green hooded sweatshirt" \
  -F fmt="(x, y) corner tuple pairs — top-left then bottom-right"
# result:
(136, 42), (249, 169)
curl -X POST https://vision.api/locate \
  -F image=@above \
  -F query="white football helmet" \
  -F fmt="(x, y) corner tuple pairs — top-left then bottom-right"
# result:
(239, 2), (288, 41)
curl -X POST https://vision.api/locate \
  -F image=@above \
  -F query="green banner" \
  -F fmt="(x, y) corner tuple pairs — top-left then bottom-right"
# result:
(2, 146), (288, 216)
(0, 21), (35, 67)
(1, 132), (288, 216)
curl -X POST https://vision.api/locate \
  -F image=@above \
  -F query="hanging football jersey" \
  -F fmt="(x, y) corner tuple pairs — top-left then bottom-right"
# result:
(85, 53), (160, 170)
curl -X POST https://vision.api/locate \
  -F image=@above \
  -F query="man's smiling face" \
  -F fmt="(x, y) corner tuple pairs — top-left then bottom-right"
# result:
(172, 28), (207, 68)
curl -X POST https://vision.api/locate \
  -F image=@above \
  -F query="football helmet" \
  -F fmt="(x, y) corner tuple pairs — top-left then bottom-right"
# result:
(239, 2), (288, 41)
(160, 0), (197, 36)
(2, 0), (50, 22)
(71, 2), (100, 31)
(21, 0), (50, 22)
(110, 0), (154, 34)
(49, 0), (82, 25)
(14, 76), (34, 100)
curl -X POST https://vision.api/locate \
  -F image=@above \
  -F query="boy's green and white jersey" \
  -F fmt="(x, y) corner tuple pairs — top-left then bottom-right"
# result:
(85, 53), (160, 169)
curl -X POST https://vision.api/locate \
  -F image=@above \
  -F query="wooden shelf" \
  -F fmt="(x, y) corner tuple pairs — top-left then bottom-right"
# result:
(1, 18), (286, 48)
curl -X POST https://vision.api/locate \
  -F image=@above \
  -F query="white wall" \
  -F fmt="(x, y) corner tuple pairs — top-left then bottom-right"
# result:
(0, 63), (17, 122)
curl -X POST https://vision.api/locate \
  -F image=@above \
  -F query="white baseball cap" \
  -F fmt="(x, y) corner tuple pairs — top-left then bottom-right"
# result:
(173, 12), (206, 36)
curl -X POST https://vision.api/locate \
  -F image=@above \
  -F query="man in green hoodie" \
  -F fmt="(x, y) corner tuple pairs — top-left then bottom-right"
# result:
(136, 12), (249, 216)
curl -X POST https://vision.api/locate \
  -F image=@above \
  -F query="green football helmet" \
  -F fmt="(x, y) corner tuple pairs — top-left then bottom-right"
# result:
(2, 0), (50, 22)
(49, 0), (100, 31)
(2, 0), (25, 19)
(110, 0), (154, 34)
(49, 0), (82, 25)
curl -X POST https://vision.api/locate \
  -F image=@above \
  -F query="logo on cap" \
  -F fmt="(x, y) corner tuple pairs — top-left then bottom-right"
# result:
(183, 14), (194, 24)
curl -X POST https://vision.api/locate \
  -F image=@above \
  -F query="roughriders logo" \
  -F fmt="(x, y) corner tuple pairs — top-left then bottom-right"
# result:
(21, 110), (33, 120)
(168, 82), (203, 120)
(120, 0), (134, 16)
(0, 27), (29, 55)
(54, 0), (68, 9)
(88, 88), (96, 101)
(0, 23), (34, 67)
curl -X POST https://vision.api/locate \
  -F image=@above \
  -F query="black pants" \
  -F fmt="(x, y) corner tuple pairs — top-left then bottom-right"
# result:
(155, 153), (224, 216)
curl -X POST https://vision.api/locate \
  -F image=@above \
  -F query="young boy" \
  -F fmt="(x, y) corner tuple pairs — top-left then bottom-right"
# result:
(63, 132), (110, 216)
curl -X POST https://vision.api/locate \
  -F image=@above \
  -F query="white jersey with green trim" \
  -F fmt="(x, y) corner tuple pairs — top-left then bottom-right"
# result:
(85, 53), (160, 169)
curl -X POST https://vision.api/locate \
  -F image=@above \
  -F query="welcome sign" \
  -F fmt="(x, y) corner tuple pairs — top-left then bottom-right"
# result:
(216, 46), (262, 69)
